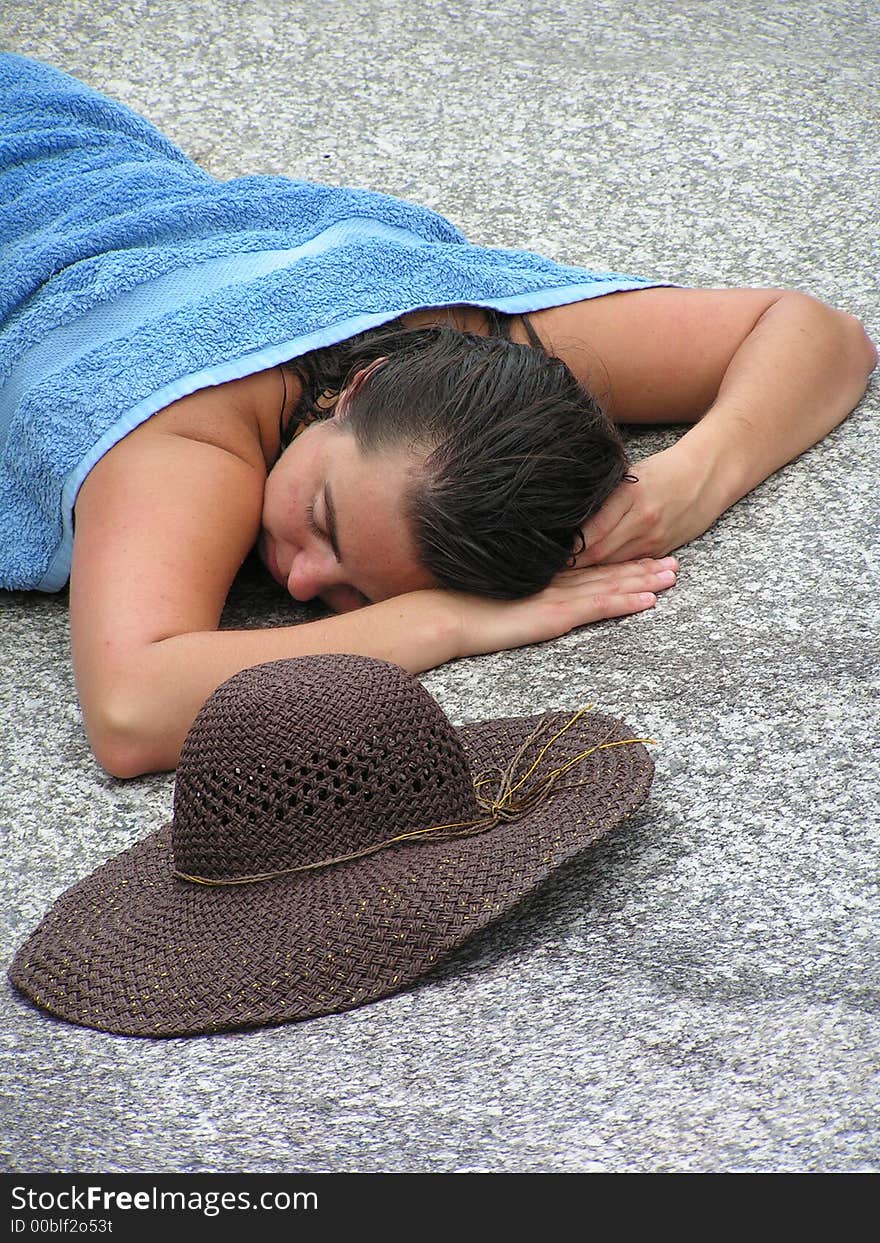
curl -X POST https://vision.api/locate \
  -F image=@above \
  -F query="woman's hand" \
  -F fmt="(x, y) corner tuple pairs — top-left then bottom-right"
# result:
(448, 557), (678, 658)
(549, 291), (876, 569)
(575, 442), (722, 566)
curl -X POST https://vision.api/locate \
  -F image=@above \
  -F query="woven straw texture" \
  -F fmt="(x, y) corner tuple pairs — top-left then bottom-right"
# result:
(9, 655), (654, 1036)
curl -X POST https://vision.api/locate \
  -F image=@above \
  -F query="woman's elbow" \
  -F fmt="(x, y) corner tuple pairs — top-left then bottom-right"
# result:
(85, 697), (174, 779)
(844, 311), (878, 376)
(92, 740), (154, 781)
(796, 293), (877, 378)
(811, 297), (878, 404)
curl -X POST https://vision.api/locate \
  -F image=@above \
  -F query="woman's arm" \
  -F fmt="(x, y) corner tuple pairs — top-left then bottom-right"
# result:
(71, 416), (677, 778)
(524, 287), (877, 563)
(69, 424), (450, 777)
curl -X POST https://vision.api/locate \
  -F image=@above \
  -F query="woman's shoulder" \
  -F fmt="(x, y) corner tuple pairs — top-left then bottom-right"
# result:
(109, 366), (298, 471)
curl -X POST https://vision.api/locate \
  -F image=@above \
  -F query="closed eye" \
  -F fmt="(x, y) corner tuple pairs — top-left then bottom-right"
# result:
(305, 502), (324, 541)
(306, 501), (371, 607)
(308, 492), (343, 565)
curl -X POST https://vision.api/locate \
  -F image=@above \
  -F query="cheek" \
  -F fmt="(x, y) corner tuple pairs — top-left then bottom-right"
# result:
(264, 455), (303, 535)
(260, 477), (279, 535)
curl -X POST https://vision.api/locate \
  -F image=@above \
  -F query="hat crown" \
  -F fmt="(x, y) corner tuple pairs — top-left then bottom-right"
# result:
(171, 655), (481, 880)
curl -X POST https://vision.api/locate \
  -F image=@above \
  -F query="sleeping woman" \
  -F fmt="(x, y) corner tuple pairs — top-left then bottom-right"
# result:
(1, 53), (876, 778)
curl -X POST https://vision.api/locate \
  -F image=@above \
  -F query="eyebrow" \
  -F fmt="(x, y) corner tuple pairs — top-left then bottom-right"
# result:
(323, 481), (344, 564)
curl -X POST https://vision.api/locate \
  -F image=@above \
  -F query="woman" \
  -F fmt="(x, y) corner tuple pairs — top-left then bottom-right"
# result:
(2, 55), (876, 778)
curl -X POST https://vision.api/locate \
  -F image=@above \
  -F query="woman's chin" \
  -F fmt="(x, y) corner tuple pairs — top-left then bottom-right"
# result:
(319, 590), (364, 614)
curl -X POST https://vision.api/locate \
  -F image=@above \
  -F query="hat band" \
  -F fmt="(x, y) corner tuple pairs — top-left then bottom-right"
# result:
(173, 708), (653, 888)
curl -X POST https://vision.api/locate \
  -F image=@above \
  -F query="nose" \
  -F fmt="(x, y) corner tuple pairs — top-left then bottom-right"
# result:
(286, 545), (337, 603)
(286, 547), (365, 612)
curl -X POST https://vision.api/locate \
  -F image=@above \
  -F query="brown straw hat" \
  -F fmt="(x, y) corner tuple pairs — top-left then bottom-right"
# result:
(10, 655), (654, 1037)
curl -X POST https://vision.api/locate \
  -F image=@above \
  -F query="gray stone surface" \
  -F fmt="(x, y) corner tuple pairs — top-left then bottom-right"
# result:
(1, 0), (877, 1174)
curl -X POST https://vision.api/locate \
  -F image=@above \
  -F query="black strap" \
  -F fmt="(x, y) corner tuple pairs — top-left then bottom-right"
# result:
(483, 308), (545, 352)
(518, 312), (545, 353)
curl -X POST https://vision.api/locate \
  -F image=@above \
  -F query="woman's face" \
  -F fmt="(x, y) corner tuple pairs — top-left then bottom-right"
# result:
(259, 411), (438, 613)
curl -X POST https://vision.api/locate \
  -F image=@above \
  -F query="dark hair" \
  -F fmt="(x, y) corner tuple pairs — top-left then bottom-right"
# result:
(283, 313), (629, 599)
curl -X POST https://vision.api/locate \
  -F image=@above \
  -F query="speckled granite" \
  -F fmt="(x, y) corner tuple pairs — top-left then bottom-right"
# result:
(1, 0), (877, 1174)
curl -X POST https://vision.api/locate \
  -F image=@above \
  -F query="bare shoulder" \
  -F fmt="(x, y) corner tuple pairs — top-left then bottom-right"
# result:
(519, 286), (787, 422)
(117, 366), (290, 469)
(70, 370), (286, 698)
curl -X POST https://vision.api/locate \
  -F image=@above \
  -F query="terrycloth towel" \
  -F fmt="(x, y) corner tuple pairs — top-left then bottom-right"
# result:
(0, 53), (667, 592)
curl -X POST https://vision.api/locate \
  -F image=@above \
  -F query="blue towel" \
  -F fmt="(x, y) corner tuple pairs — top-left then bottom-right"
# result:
(0, 53), (667, 592)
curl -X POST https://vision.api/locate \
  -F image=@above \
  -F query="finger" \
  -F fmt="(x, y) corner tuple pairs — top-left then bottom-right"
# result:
(574, 566), (677, 597)
(528, 588), (658, 640)
(600, 534), (678, 564)
(580, 480), (636, 541)
(551, 557), (678, 590)
(578, 484), (636, 558)
(588, 497), (676, 564)
(579, 511), (644, 566)
(578, 590), (659, 623)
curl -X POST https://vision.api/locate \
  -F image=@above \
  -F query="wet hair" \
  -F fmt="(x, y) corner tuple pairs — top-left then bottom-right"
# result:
(283, 311), (630, 599)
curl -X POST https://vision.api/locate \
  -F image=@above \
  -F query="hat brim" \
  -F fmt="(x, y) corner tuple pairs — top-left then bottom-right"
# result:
(9, 709), (653, 1037)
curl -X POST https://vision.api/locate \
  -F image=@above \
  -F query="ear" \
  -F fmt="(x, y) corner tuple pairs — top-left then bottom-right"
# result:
(336, 356), (388, 412)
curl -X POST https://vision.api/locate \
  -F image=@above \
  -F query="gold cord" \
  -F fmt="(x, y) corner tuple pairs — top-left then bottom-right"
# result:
(173, 709), (654, 887)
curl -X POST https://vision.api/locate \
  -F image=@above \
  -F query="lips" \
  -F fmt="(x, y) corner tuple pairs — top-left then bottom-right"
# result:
(261, 534), (286, 588)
